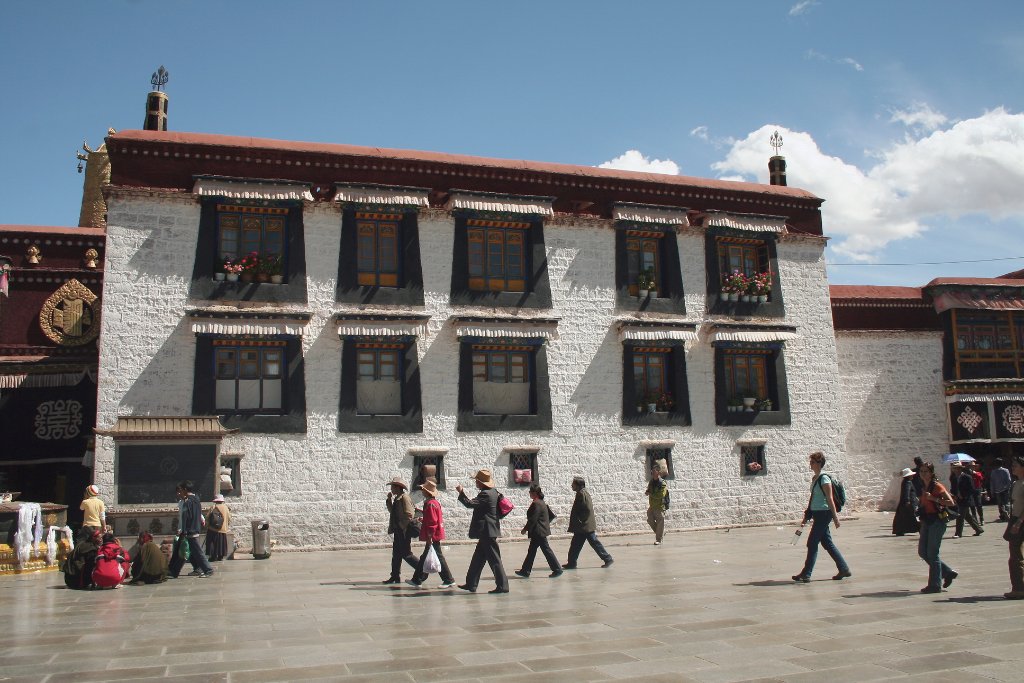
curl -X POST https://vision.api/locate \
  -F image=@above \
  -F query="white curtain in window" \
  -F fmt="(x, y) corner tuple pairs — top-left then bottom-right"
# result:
(237, 380), (261, 410)
(473, 381), (530, 415)
(356, 379), (401, 415)
(215, 380), (235, 411)
(262, 379), (282, 410)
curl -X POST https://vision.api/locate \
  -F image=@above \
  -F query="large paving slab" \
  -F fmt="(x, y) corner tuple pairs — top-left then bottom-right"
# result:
(1, 513), (1019, 682)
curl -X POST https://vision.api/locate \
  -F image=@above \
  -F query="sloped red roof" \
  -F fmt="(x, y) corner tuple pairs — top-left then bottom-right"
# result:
(829, 285), (923, 300)
(925, 277), (1024, 288)
(0, 225), (105, 237)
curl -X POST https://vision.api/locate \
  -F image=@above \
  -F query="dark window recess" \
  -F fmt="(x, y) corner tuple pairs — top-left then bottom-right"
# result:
(193, 334), (307, 434)
(450, 213), (552, 309)
(622, 342), (691, 427)
(615, 226), (685, 314)
(337, 208), (424, 306)
(646, 447), (675, 480)
(220, 457), (242, 497)
(714, 344), (791, 426)
(704, 228), (784, 317)
(947, 309), (1024, 380)
(741, 445), (766, 476)
(339, 337), (422, 433)
(191, 198), (308, 304)
(457, 341), (552, 432)
(508, 451), (538, 486)
(413, 454), (445, 489)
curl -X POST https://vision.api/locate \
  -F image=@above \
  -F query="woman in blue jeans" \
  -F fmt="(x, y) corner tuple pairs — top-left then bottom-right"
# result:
(793, 451), (851, 582)
(917, 461), (958, 593)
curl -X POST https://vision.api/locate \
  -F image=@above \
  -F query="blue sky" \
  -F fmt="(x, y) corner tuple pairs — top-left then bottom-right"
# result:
(2, 0), (1023, 285)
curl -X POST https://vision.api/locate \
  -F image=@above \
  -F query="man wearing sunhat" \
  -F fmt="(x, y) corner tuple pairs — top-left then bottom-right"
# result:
(455, 469), (509, 594)
(383, 477), (418, 584)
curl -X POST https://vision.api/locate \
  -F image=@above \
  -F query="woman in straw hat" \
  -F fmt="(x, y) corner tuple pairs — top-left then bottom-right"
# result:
(892, 467), (920, 536)
(406, 479), (456, 588)
(455, 469), (509, 593)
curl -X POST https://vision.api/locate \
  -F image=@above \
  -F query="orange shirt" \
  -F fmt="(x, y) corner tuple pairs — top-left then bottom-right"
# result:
(920, 481), (949, 515)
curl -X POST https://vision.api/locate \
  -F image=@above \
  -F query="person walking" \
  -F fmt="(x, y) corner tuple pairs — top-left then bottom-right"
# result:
(383, 477), (418, 584)
(970, 460), (986, 526)
(406, 479), (455, 589)
(456, 469), (509, 594)
(563, 476), (613, 569)
(79, 484), (106, 540)
(892, 467), (920, 536)
(169, 480), (215, 578)
(990, 458), (1012, 522)
(792, 452), (851, 583)
(1003, 455), (1024, 600)
(917, 461), (959, 593)
(204, 494), (232, 562)
(951, 463), (983, 537)
(515, 484), (562, 578)
(911, 456), (925, 499)
(645, 460), (670, 545)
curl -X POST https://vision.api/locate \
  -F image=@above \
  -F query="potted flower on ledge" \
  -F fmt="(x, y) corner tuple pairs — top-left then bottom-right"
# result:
(265, 255), (284, 284)
(750, 270), (772, 303)
(224, 260), (243, 282)
(745, 461), (763, 475)
(645, 392), (659, 413)
(721, 270), (746, 302)
(237, 252), (260, 283)
(727, 396), (744, 413)
(636, 269), (656, 299)
(655, 392), (675, 414)
(758, 397), (773, 412)
(214, 259), (227, 281)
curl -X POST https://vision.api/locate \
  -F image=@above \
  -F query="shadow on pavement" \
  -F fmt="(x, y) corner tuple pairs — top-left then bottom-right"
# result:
(841, 590), (916, 599)
(733, 580), (795, 587)
(940, 595), (1009, 603)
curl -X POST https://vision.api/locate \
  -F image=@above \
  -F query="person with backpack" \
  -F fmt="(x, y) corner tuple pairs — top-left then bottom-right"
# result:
(515, 484), (562, 578)
(792, 451), (851, 583)
(92, 533), (131, 589)
(563, 476), (614, 570)
(63, 529), (101, 590)
(646, 460), (670, 545)
(168, 480), (215, 578)
(455, 469), (509, 594)
(204, 494), (231, 562)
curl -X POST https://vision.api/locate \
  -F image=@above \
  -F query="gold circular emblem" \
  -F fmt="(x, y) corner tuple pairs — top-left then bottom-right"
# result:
(39, 279), (100, 346)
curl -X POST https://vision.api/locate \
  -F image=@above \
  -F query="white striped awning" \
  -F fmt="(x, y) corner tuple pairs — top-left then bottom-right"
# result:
(617, 323), (698, 343)
(193, 176), (313, 201)
(614, 203), (690, 226)
(703, 212), (787, 233)
(455, 320), (559, 341)
(334, 184), (430, 207)
(337, 321), (427, 337)
(446, 191), (554, 216)
(190, 319), (308, 336)
(0, 368), (96, 390)
(947, 393), (1024, 403)
(710, 328), (798, 343)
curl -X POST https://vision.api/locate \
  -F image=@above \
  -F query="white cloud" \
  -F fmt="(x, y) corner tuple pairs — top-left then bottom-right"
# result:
(890, 102), (948, 133)
(840, 57), (864, 72)
(690, 126), (709, 142)
(709, 109), (1024, 261)
(599, 150), (679, 175)
(805, 49), (865, 72)
(789, 0), (819, 16)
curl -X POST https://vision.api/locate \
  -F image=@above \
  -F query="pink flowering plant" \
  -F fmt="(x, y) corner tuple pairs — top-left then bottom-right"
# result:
(237, 251), (261, 274)
(746, 461), (763, 473)
(749, 271), (773, 296)
(656, 392), (675, 412)
(722, 270), (748, 294)
(223, 260), (244, 275)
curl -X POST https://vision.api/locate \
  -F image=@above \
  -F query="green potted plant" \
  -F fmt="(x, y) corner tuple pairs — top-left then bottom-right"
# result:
(636, 271), (652, 298)
(214, 259), (226, 281)
(656, 392), (675, 413)
(758, 397), (773, 411)
(265, 255), (284, 284)
(645, 392), (659, 413)
(727, 396), (744, 413)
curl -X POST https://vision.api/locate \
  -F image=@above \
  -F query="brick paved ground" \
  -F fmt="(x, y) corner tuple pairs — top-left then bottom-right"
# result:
(1, 513), (1021, 682)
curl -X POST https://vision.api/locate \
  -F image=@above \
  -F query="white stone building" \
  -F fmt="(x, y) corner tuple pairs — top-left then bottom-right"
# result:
(93, 130), (848, 549)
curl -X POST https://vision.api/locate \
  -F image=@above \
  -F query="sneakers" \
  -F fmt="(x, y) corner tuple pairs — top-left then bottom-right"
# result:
(198, 571), (214, 578)
(602, 559), (614, 568)
(1003, 590), (1024, 600)
(405, 579), (422, 587)
(187, 570), (203, 577)
(439, 581), (455, 589)
(654, 541), (661, 545)
(792, 574), (810, 583)
(514, 569), (530, 578)
(832, 570), (852, 581)
(943, 571), (958, 588)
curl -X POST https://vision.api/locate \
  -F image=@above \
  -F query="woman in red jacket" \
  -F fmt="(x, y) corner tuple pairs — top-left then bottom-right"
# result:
(407, 479), (456, 588)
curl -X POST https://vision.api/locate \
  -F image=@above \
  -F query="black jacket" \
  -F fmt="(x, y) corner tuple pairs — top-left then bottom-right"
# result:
(458, 488), (501, 539)
(524, 500), (555, 538)
(568, 488), (596, 533)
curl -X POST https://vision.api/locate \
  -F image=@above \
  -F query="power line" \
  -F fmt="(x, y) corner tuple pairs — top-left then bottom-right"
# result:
(828, 255), (1024, 266)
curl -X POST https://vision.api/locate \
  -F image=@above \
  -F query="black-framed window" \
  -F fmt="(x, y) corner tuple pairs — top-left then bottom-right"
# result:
(338, 207), (424, 306)
(616, 226), (685, 314)
(413, 453), (445, 489)
(214, 341), (284, 412)
(450, 213), (551, 309)
(220, 456), (242, 497)
(191, 198), (307, 304)
(457, 340), (552, 432)
(646, 447), (675, 480)
(339, 337), (422, 433)
(741, 444), (766, 476)
(509, 451), (538, 486)
(704, 229), (783, 317)
(622, 342), (691, 427)
(193, 334), (306, 433)
(714, 343), (791, 426)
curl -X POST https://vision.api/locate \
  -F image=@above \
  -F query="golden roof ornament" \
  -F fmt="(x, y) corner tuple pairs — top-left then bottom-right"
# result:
(26, 244), (40, 265)
(84, 248), (99, 269)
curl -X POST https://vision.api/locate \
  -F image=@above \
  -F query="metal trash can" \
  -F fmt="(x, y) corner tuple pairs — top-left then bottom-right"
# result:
(251, 520), (271, 560)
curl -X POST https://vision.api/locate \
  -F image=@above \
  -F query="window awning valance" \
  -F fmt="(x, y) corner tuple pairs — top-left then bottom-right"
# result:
(710, 326), (797, 343)
(0, 367), (96, 389)
(337, 314), (429, 337)
(617, 321), (698, 342)
(95, 416), (236, 440)
(193, 176), (313, 201)
(614, 203), (690, 226)
(446, 190), (554, 216)
(947, 393), (1024, 403)
(703, 211), (787, 233)
(334, 183), (430, 208)
(933, 290), (1024, 313)
(454, 316), (559, 341)
(188, 310), (311, 337)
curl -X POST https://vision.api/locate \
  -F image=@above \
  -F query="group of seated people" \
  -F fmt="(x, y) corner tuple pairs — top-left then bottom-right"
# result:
(63, 531), (168, 589)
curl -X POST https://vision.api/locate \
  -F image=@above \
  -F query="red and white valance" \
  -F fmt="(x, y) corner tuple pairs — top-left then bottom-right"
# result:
(617, 323), (698, 342)
(454, 320), (558, 341)
(334, 184), (430, 207)
(710, 328), (797, 343)
(193, 176), (313, 201)
(190, 319), (307, 336)
(614, 203), (690, 226)
(337, 320), (427, 337)
(703, 211), (787, 233)
(446, 191), (554, 216)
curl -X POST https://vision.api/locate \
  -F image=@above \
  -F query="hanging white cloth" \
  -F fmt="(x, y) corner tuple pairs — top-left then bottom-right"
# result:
(45, 525), (74, 566)
(14, 503), (43, 567)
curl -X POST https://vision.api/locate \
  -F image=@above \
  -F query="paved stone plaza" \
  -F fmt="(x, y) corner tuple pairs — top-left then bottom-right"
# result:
(1, 513), (1021, 683)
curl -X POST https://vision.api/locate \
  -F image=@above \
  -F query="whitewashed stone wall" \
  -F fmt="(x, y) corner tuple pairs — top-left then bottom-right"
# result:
(835, 330), (949, 510)
(97, 194), (846, 549)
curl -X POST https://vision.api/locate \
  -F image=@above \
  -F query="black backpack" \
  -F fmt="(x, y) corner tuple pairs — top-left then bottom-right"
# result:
(209, 507), (224, 529)
(818, 474), (847, 513)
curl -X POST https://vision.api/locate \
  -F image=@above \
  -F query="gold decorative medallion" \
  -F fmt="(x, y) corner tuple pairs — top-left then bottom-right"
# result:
(39, 279), (100, 346)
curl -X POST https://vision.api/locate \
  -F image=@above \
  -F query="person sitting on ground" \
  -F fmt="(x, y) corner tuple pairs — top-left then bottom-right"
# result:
(63, 529), (101, 590)
(130, 532), (168, 584)
(92, 533), (131, 589)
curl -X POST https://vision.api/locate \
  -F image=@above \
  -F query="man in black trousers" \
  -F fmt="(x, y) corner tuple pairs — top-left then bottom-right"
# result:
(456, 469), (509, 594)
(383, 477), (418, 584)
(563, 476), (614, 569)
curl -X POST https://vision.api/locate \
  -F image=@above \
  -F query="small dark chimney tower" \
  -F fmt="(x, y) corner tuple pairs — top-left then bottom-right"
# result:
(768, 130), (786, 186)
(144, 66), (169, 131)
